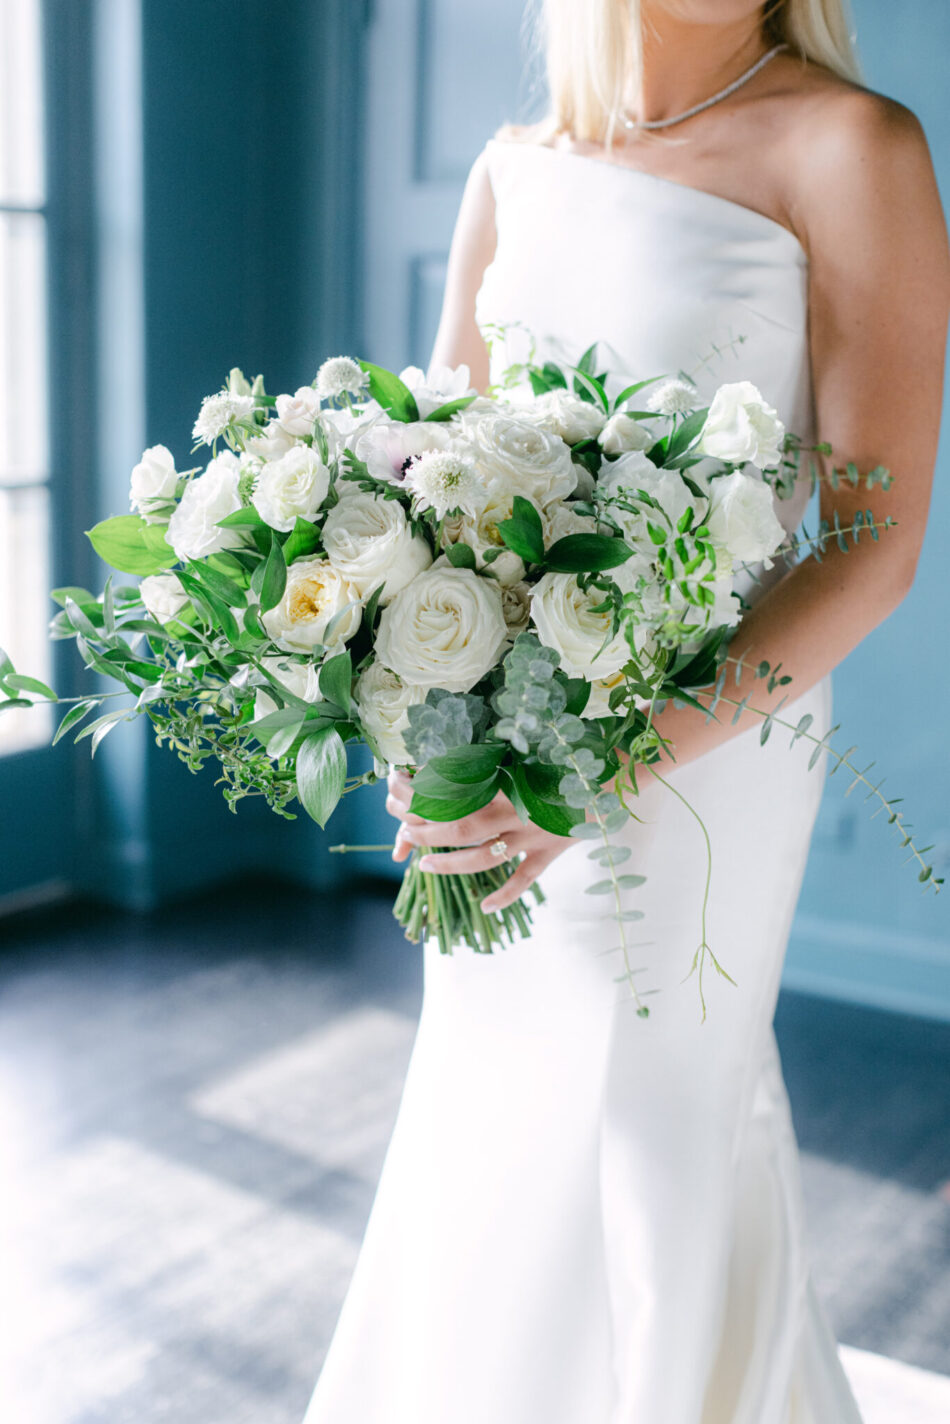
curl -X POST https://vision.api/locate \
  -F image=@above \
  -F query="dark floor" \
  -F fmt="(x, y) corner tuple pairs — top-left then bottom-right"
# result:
(1, 877), (948, 1424)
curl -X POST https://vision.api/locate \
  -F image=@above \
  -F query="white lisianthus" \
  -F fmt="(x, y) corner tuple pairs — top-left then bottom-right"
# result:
(251, 446), (330, 531)
(261, 557), (361, 652)
(529, 572), (629, 680)
(599, 454), (698, 548)
(254, 654), (323, 722)
(274, 386), (323, 437)
(524, 390), (606, 444)
(244, 418), (299, 462)
(322, 490), (432, 602)
(315, 356), (369, 401)
(130, 444), (179, 521)
(698, 381), (785, 469)
(646, 378), (699, 417)
(544, 502), (599, 543)
(460, 410), (577, 505)
(453, 491), (537, 586)
(354, 418), (452, 484)
(192, 391), (256, 445)
(140, 572), (188, 625)
(375, 564), (507, 692)
(582, 670), (628, 720)
(599, 412), (654, 455)
(704, 469), (786, 567)
(356, 660), (428, 766)
(404, 448), (485, 519)
(398, 361), (475, 418)
(166, 452), (245, 560)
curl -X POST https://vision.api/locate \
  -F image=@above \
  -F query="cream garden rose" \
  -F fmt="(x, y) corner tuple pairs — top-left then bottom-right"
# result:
(525, 390), (606, 444)
(261, 557), (361, 652)
(322, 489), (432, 601)
(460, 409), (577, 505)
(599, 412), (654, 455)
(251, 446), (330, 532)
(529, 571), (630, 681)
(698, 381), (785, 469)
(375, 563), (507, 692)
(356, 659), (427, 766)
(452, 491), (538, 586)
(704, 469), (786, 567)
(166, 452), (245, 561)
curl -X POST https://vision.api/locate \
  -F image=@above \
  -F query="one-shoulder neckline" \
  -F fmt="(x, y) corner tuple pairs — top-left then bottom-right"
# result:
(485, 137), (807, 261)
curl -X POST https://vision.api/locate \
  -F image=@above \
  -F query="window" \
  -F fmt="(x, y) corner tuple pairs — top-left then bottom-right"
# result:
(0, 0), (51, 753)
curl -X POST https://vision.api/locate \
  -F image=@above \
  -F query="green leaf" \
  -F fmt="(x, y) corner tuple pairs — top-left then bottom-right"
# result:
(424, 395), (476, 422)
(185, 559), (248, 607)
(612, 377), (661, 410)
(358, 360), (420, 422)
(409, 780), (499, 822)
(216, 508), (267, 528)
(5, 673), (58, 701)
(544, 534), (634, 573)
(267, 716), (307, 759)
(445, 542), (477, 571)
(509, 761), (584, 836)
(318, 650), (353, 712)
(64, 596), (101, 640)
(362, 582), (385, 634)
(0, 697), (33, 715)
(258, 533), (287, 614)
(296, 726), (347, 827)
(50, 586), (99, 610)
(663, 407), (709, 464)
(86, 515), (176, 575)
(174, 570), (240, 644)
(52, 698), (100, 744)
(496, 496), (545, 564)
(428, 743), (505, 785)
(283, 516), (322, 565)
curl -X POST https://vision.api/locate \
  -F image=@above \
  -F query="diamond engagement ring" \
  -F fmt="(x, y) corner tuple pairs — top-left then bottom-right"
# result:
(490, 839), (509, 859)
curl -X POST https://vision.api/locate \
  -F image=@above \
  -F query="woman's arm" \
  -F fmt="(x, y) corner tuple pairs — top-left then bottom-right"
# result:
(427, 146), (497, 389)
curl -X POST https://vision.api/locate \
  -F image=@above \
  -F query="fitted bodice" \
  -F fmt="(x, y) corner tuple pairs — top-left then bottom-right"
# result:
(474, 139), (814, 569)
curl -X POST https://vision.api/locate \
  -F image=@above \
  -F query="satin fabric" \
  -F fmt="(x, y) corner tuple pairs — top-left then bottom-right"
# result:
(302, 139), (863, 1424)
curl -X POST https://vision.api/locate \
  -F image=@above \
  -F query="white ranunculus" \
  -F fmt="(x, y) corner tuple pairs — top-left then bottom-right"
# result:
(524, 390), (606, 444)
(375, 564), (507, 692)
(130, 444), (179, 521)
(453, 491), (536, 586)
(698, 381), (785, 469)
(704, 469), (786, 567)
(140, 572), (188, 624)
(398, 361), (475, 418)
(460, 410), (577, 505)
(166, 452), (245, 561)
(354, 417), (452, 485)
(274, 386), (323, 437)
(261, 557), (361, 652)
(244, 418), (299, 462)
(529, 572), (629, 681)
(599, 412), (654, 455)
(251, 446), (330, 532)
(356, 659), (428, 766)
(254, 654), (323, 721)
(322, 490), (432, 602)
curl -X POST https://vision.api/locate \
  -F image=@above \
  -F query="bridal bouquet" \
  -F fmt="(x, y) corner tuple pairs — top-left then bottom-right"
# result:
(3, 344), (937, 1016)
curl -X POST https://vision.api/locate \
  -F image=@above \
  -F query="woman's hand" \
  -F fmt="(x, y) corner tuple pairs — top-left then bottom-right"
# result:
(386, 769), (571, 911)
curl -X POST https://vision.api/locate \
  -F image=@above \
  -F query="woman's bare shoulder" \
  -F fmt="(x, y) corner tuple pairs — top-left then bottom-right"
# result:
(490, 118), (558, 147)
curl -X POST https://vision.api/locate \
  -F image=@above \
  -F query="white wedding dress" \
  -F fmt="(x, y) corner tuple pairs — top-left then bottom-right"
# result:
(302, 139), (863, 1424)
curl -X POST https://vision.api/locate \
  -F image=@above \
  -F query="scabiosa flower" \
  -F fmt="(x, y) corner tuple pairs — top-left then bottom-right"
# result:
(192, 391), (256, 445)
(404, 448), (485, 519)
(646, 378), (699, 417)
(315, 356), (369, 401)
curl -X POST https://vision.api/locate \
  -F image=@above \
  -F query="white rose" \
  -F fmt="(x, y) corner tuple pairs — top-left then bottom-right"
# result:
(356, 659), (427, 766)
(524, 390), (606, 444)
(254, 654), (323, 722)
(244, 418), (299, 462)
(698, 381), (785, 469)
(261, 557), (361, 652)
(704, 469), (786, 567)
(544, 502), (599, 543)
(460, 410), (577, 505)
(166, 452), (245, 561)
(274, 386), (323, 438)
(322, 490), (432, 602)
(375, 564), (507, 692)
(130, 444), (179, 521)
(354, 418), (452, 484)
(499, 580), (532, 641)
(251, 446), (330, 532)
(140, 572), (188, 624)
(453, 491), (537, 586)
(529, 572), (629, 681)
(599, 412), (654, 455)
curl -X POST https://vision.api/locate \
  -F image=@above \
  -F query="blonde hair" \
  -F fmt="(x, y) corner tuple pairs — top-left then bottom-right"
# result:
(529, 0), (862, 145)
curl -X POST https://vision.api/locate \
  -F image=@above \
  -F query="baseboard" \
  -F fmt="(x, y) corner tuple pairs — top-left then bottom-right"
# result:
(783, 913), (950, 1024)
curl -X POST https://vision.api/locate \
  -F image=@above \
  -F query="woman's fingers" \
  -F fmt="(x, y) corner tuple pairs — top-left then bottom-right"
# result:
(396, 800), (516, 850)
(418, 830), (532, 876)
(480, 845), (563, 912)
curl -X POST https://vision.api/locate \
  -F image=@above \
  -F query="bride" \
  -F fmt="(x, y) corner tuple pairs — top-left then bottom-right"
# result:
(304, 3), (948, 1421)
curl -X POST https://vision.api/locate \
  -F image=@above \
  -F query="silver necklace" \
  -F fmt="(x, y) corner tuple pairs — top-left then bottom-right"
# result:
(621, 43), (788, 132)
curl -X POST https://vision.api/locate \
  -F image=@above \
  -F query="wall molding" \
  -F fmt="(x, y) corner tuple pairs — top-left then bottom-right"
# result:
(783, 913), (950, 1023)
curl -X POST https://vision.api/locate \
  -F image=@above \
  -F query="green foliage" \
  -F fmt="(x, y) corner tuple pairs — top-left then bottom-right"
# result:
(357, 360), (420, 422)
(87, 515), (176, 575)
